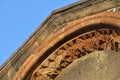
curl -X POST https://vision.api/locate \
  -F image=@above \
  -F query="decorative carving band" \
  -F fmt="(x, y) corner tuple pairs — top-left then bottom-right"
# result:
(31, 27), (120, 80)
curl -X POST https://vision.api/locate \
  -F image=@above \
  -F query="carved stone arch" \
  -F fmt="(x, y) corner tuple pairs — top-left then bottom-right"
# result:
(14, 12), (120, 80)
(55, 50), (120, 80)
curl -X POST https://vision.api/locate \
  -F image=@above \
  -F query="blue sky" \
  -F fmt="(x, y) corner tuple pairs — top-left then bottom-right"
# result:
(0, 0), (78, 66)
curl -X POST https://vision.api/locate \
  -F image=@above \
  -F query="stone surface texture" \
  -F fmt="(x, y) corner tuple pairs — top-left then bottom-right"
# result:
(0, 0), (120, 80)
(31, 27), (120, 80)
(55, 50), (120, 80)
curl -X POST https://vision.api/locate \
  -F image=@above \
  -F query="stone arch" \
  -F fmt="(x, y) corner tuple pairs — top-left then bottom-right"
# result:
(55, 50), (120, 80)
(14, 12), (120, 80)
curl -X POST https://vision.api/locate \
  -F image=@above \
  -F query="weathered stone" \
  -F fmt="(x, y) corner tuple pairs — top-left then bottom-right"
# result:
(31, 27), (120, 80)
(0, 0), (120, 80)
(55, 50), (120, 80)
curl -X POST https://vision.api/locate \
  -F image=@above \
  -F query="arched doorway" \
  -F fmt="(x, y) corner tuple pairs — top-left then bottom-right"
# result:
(14, 12), (120, 80)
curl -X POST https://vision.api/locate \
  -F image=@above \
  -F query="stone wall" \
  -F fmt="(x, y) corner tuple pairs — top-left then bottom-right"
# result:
(0, 0), (120, 80)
